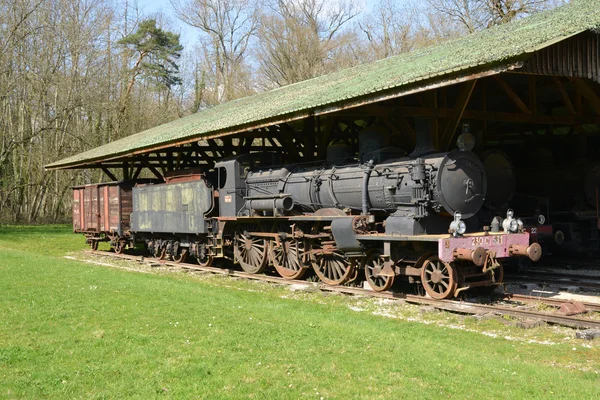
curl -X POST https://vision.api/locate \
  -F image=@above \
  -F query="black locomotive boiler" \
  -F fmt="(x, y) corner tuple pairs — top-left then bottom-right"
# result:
(74, 134), (541, 299)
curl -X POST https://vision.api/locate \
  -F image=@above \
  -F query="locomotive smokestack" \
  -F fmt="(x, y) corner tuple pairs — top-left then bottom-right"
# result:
(410, 118), (436, 157)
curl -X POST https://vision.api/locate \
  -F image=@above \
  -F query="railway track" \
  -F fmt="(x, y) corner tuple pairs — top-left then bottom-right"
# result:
(84, 250), (600, 331)
(539, 257), (600, 270)
(505, 270), (600, 291)
(502, 293), (600, 313)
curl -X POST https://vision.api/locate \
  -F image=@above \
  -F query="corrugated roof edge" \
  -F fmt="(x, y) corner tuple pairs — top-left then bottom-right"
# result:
(46, 0), (600, 170)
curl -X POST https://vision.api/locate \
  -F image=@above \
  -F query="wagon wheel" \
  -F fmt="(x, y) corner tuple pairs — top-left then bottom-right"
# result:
(154, 245), (167, 261)
(420, 256), (458, 299)
(270, 239), (308, 280)
(173, 248), (188, 263)
(196, 253), (213, 267)
(363, 249), (394, 292)
(194, 241), (213, 267)
(114, 240), (126, 254)
(311, 248), (355, 286)
(90, 240), (99, 251)
(234, 227), (269, 274)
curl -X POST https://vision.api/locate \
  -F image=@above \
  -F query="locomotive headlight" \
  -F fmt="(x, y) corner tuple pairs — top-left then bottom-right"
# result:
(502, 209), (519, 233)
(509, 219), (519, 233)
(457, 221), (467, 235)
(449, 211), (467, 236)
(517, 219), (524, 232)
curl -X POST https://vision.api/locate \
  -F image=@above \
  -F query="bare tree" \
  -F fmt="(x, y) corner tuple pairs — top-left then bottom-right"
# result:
(171, 0), (260, 103)
(0, 0), (187, 222)
(256, 0), (361, 87)
(427, 0), (565, 33)
(358, 0), (417, 59)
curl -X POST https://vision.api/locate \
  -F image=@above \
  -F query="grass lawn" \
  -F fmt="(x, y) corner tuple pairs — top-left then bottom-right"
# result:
(0, 225), (599, 399)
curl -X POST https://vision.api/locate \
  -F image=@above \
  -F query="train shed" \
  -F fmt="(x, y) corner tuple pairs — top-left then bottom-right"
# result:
(47, 0), (600, 225)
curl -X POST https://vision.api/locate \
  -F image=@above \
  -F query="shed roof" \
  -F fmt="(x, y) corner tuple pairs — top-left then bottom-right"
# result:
(46, 0), (600, 170)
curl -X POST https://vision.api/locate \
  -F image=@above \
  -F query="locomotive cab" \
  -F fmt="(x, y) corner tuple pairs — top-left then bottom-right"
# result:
(215, 152), (282, 217)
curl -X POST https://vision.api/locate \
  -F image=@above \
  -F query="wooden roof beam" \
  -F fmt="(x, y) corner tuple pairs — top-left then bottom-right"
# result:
(142, 160), (164, 181)
(101, 167), (118, 182)
(571, 78), (600, 116)
(553, 77), (576, 115)
(394, 106), (600, 125)
(494, 75), (531, 114)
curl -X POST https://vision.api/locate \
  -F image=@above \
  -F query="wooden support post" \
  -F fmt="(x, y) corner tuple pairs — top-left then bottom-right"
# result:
(528, 75), (537, 115)
(440, 80), (477, 151)
(303, 116), (316, 160)
(122, 163), (130, 181)
(279, 124), (303, 161)
(482, 79), (487, 140)
(176, 151), (183, 169)
(317, 117), (334, 160)
(243, 136), (254, 153)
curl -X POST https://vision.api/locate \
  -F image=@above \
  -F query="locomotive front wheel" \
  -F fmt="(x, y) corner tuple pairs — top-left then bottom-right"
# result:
(234, 229), (269, 274)
(270, 239), (308, 280)
(420, 257), (458, 299)
(312, 250), (355, 286)
(363, 249), (394, 292)
(173, 249), (188, 263)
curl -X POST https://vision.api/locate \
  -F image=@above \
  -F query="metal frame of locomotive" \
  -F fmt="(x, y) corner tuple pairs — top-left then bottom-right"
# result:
(73, 133), (541, 299)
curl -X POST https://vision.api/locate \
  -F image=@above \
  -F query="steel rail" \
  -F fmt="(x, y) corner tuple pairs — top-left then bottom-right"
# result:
(84, 250), (600, 330)
(503, 293), (600, 313)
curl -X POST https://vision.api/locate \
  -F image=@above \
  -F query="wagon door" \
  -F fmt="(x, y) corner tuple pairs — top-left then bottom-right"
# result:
(72, 188), (84, 232)
(84, 184), (100, 232)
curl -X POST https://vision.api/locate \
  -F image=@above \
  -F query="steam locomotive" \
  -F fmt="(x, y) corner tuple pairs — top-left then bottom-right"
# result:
(73, 131), (541, 299)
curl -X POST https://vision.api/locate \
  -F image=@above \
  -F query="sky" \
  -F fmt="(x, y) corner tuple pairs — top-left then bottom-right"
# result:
(135, 0), (382, 47)
(135, 0), (197, 46)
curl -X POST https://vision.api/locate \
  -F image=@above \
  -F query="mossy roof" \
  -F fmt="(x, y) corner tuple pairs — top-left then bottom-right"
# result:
(46, 0), (600, 169)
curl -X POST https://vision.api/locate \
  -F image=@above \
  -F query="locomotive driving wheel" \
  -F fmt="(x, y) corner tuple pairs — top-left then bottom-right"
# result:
(311, 246), (355, 286)
(363, 249), (395, 292)
(234, 226), (269, 274)
(270, 239), (308, 280)
(420, 256), (458, 299)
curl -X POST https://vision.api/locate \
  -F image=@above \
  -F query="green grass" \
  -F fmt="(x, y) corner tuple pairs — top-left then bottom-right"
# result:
(1, 226), (599, 399)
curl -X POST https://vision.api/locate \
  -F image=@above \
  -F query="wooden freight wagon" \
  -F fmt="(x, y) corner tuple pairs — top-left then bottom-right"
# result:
(72, 182), (133, 251)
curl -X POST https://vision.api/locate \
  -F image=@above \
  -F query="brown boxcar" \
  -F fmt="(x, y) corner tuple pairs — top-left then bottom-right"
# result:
(72, 182), (133, 250)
